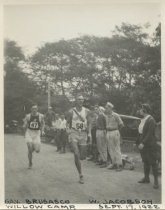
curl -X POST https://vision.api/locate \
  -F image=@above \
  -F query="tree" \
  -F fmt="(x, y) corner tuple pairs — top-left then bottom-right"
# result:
(4, 40), (37, 123)
(108, 23), (161, 119)
(27, 23), (161, 120)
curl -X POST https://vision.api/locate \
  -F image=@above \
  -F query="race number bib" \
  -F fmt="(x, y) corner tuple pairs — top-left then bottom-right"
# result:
(76, 123), (84, 130)
(29, 122), (39, 129)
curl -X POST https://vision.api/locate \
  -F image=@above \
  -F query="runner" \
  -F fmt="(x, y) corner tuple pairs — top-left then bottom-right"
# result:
(23, 104), (45, 169)
(66, 95), (91, 184)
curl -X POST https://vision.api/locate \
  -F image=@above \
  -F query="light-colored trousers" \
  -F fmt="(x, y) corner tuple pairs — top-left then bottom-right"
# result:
(106, 130), (122, 165)
(96, 130), (107, 162)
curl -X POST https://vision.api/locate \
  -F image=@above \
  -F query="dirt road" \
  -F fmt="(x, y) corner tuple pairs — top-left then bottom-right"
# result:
(5, 134), (161, 204)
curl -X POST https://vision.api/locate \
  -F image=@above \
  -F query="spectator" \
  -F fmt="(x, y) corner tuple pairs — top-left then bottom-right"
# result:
(86, 105), (98, 162)
(137, 104), (159, 189)
(60, 114), (67, 153)
(45, 107), (55, 127)
(52, 114), (62, 152)
(44, 107), (56, 142)
(105, 102), (124, 172)
(95, 105), (107, 168)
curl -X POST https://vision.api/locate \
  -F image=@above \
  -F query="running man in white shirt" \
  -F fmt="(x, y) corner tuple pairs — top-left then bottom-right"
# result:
(23, 104), (45, 169)
(66, 95), (92, 184)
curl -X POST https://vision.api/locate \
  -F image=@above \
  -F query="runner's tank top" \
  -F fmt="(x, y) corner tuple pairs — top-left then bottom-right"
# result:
(28, 114), (41, 130)
(72, 107), (87, 130)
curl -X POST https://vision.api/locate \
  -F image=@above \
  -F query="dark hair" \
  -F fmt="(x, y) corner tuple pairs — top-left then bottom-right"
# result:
(141, 104), (151, 114)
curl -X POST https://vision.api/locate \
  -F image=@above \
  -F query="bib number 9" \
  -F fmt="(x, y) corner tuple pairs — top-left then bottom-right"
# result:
(29, 122), (39, 129)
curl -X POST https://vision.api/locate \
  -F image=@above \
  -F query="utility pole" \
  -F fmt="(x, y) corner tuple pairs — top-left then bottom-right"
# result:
(48, 81), (51, 108)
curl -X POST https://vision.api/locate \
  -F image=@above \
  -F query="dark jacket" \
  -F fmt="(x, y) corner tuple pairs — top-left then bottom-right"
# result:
(137, 115), (157, 148)
(45, 111), (55, 127)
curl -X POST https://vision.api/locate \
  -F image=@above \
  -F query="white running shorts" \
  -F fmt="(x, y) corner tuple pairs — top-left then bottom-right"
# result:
(25, 129), (41, 144)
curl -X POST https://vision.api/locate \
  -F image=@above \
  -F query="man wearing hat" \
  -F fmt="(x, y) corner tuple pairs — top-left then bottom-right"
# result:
(137, 103), (159, 189)
(66, 95), (91, 184)
(105, 102), (124, 171)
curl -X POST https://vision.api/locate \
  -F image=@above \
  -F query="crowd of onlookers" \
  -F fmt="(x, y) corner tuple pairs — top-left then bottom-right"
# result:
(44, 107), (68, 153)
(43, 101), (161, 188)
(43, 105), (135, 171)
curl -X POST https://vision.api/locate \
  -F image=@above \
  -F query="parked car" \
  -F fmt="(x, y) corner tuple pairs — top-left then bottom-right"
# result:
(119, 114), (141, 142)
(5, 120), (19, 133)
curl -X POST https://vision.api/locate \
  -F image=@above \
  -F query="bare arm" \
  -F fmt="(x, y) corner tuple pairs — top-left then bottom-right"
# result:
(86, 110), (92, 136)
(65, 110), (73, 133)
(23, 115), (29, 135)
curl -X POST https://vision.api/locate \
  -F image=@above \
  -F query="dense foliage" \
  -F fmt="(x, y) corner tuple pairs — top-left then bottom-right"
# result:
(4, 23), (161, 123)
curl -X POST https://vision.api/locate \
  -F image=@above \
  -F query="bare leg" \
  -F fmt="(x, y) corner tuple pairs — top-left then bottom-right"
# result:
(74, 153), (82, 175)
(71, 141), (84, 183)
(33, 143), (40, 153)
(27, 143), (33, 169)
(72, 142), (82, 175)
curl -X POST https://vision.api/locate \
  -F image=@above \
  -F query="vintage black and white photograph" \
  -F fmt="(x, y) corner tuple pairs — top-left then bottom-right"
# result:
(3, 0), (163, 208)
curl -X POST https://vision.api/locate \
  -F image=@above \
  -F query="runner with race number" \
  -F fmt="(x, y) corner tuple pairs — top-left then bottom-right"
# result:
(66, 95), (92, 184)
(23, 104), (45, 169)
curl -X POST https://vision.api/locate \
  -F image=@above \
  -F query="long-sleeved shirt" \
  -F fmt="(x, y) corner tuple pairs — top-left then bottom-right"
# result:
(60, 119), (67, 129)
(44, 111), (55, 126)
(96, 114), (106, 130)
(52, 118), (62, 129)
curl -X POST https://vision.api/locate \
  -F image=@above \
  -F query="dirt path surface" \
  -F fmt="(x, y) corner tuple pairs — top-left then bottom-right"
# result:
(5, 134), (161, 204)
